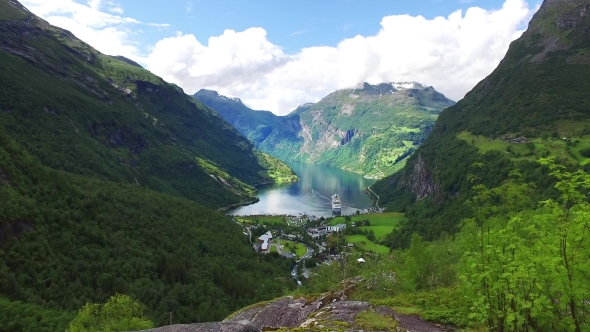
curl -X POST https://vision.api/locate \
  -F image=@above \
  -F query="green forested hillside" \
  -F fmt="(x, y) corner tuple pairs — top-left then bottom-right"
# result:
(195, 83), (454, 178)
(0, 1), (295, 330)
(0, 1), (294, 209)
(373, 0), (590, 247)
(296, 159), (590, 331)
(0, 125), (293, 329)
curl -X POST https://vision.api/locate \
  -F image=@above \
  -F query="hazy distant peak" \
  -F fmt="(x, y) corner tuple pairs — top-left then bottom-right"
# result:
(389, 82), (428, 90)
(196, 89), (243, 104)
(348, 81), (429, 92)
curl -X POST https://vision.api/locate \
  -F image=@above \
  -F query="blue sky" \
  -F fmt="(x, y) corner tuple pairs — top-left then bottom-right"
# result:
(24, 0), (539, 114)
(87, 0), (520, 54)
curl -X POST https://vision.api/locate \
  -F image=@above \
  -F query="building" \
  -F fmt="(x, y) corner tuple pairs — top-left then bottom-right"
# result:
(257, 231), (273, 253)
(327, 224), (346, 232)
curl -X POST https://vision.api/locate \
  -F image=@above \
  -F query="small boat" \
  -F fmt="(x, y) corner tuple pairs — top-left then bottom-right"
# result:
(331, 194), (342, 213)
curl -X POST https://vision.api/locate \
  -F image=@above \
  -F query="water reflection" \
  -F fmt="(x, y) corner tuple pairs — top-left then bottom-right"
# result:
(229, 162), (376, 217)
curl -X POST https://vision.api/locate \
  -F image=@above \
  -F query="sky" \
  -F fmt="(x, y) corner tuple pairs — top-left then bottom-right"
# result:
(21, 0), (540, 115)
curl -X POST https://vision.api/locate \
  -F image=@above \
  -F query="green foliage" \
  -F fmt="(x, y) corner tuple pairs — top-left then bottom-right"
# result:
(458, 159), (590, 331)
(0, 12), (279, 209)
(344, 235), (390, 253)
(0, 128), (293, 327)
(580, 147), (590, 158)
(355, 310), (397, 331)
(253, 150), (298, 183)
(66, 294), (153, 332)
(0, 297), (75, 332)
(370, 287), (473, 328)
(329, 212), (404, 227)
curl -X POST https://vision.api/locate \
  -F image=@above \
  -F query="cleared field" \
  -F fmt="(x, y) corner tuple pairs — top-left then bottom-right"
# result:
(278, 239), (307, 257)
(345, 235), (390, 254)
(329, 212), (405, 227)
(359, 226), (395, 240)
(457, 131), (590, 163)
(235, 215), (286, 225)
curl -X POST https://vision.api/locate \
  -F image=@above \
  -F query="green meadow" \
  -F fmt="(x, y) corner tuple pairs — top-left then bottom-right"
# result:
(329, 212), (405, 226)
(345, 235), (390, 254)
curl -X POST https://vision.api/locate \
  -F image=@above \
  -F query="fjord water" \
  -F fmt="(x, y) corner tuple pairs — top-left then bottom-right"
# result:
(229, 162), (376, 217)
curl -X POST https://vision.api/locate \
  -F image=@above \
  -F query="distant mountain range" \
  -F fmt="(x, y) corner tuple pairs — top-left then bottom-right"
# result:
(195, 82), (455, 178)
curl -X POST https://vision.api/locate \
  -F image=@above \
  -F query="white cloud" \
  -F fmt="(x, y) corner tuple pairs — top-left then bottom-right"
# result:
(145, 0), (537, 115)
(21, 0), (538, 115)
(21, 0), (167, 62)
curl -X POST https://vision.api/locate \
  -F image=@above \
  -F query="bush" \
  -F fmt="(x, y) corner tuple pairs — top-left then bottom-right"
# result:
(580, 147), (590, 158)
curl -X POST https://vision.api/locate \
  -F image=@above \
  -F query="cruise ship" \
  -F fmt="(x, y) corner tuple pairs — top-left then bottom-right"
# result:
(331, 194), (342, 213)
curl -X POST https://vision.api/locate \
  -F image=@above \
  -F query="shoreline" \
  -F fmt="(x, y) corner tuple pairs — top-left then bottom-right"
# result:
(217, 198), (260, 213)
(219, 178), (300, 213)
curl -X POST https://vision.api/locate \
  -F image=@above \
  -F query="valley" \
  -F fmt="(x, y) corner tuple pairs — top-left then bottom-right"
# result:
(195, 82), (454, 179)
(2, 0), (590, 331)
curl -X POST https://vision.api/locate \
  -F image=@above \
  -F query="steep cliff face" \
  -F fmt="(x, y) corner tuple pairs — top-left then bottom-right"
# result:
(403, 154), (440, 200)
(372, 0), (590, 246)
(196, 83), (454, 178)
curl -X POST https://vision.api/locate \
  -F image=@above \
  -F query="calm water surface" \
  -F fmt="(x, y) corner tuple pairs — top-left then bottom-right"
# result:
(229, 162), (376, 217)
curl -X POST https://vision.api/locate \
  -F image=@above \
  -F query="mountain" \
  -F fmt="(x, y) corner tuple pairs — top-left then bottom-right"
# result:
(372, 0), (590, 247)
(0, 0), (295, 210)
(195, 82), (455, 178)
(0, 0), (294, 329)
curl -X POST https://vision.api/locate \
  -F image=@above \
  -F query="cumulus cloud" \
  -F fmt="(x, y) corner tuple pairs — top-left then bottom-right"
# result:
(145, 0), (537, 115)
(21, 0), (167, 62)
(21, 0), (538, 115)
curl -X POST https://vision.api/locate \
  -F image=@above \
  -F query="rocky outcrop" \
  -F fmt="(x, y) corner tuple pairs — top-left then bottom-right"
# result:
(135, 290), (455, 332)
(137, 322), (259, 332)
(404, 154), (440, 200)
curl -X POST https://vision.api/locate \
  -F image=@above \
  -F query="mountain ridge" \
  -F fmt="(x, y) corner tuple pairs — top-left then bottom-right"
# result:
(372, 0), (590, 247)
(195, 82), (455, 178)
(0, 0), (297, 208)
(0, 0), (295, 327)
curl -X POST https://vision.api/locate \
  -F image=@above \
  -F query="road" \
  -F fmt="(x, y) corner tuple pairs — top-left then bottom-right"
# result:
(366, 185), (380, 210)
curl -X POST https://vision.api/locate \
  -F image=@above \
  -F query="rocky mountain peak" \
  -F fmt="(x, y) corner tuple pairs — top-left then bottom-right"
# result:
(196, 89), (244, 105)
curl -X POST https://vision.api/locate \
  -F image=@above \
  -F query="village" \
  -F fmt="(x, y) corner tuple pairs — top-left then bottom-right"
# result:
(232, 210), (404, 283)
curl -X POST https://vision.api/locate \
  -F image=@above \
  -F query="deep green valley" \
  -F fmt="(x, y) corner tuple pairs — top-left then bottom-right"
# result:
(2, 0), (590, 331)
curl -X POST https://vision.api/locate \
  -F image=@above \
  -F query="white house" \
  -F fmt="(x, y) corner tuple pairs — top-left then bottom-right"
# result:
(257, 231), (273, 252)
(327, 224), (346, 232)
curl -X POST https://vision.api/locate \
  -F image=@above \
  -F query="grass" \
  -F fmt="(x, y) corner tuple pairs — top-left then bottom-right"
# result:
(0, 1), (26, 20)
(359, 226), (395, 240)
(277, 239), (307, 257)
(457, 131), (590, 164)
(235, 215), (286, 225)
(355, 310), (397, 331)
(270, 246), (277, 253)
(329, 212), (405, 226)
(369, 287), (474, 328)
(345, 235), (390, 254)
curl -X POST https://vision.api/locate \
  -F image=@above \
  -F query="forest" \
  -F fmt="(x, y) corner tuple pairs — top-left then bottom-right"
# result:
(0, 127), (294, 331)
(298, 158), (590, 331)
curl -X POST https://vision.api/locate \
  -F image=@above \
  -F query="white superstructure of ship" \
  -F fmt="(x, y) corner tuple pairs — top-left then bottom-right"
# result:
(331, 193), (342, 213)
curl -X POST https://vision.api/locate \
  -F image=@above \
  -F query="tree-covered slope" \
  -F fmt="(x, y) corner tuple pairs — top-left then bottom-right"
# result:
(372, 0), (590, 247)
(0, 0), (294, 209)
(0, 121), (293, 328)
(195, 83), (454, 178)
